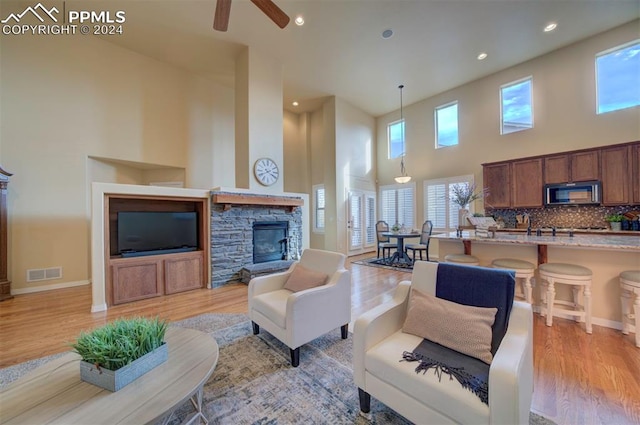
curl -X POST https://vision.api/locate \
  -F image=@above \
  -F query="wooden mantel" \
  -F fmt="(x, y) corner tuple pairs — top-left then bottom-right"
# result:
(212, 192), (304, 212)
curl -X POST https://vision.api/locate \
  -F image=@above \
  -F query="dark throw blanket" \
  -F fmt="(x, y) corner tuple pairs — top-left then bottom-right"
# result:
(402, 338), (490, 405)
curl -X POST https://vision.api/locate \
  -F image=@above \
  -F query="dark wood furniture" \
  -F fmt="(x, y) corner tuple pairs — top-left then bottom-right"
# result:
(0, 166), (12, 301)
(483, 140), (639, 208)
(105, 195), (208, 306)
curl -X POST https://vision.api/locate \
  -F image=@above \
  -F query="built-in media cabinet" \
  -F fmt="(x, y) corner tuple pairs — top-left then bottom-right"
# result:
(105, 195), (208, 306)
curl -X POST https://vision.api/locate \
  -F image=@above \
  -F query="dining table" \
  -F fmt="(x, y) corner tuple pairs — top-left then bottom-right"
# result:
(381, 232), (421, 265)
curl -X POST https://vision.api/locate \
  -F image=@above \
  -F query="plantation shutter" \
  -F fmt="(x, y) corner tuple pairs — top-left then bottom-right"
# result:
(425, 182), (447, 230)
(381, 188), (396, 225)
(365, 194), (376, 246)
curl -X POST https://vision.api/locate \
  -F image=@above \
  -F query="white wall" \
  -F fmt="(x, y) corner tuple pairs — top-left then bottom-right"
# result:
(0, 34), (233, 292)
(376, 21), (640, 224)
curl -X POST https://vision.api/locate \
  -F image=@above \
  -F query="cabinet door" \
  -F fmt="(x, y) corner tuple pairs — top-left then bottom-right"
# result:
(512, 158), (543, 208)
(111, 258), (163, 305)
(483, 163), (511, 208)
(601, 145), (631, 205)
(633, 143), (640, 205)
(164, 252), (204, 294)
(571, 150), (600, 182)
(544, 155), (569, 184)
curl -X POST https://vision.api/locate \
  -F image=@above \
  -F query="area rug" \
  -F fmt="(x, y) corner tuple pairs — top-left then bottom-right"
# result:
(353, 256), (417, 272)
(0, 313), (556, 425)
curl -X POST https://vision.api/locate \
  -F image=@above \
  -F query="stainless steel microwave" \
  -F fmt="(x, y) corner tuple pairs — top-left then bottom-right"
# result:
(544, 181), (601, 206)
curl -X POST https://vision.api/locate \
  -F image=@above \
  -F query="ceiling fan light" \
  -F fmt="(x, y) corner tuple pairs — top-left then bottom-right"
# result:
(295, 15), (304, 26)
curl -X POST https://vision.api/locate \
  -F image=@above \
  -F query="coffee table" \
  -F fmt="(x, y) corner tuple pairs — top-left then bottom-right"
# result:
(0, 327), (218, 424)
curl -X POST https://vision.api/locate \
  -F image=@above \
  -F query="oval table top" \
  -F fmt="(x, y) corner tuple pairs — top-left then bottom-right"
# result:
(0, 327), (219, 424)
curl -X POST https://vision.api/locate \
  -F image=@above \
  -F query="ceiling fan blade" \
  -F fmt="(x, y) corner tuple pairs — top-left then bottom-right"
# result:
(251, 0), (290, 29)
(213, 0), (232, 31)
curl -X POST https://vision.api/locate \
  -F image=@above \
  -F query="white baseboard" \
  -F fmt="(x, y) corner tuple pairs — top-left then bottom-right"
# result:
(12, 279), (90, 295)
(532, 305), (633, 332)
(91, 303), (107, 313)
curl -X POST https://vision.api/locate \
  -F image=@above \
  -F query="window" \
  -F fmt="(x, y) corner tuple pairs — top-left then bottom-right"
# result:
(365, 194), (376, 246)
(435, 102), (458, 148)
(424, 175), (475, 232)
(313, 184), (325, 233)
(501, 77), (533, 134)
(380, 183), (415, 229)
(388, 119), (405, 159)
(596, 41), (640, 114)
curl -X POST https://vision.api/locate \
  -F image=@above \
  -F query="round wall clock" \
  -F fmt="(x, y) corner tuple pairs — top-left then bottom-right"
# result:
(253, 157), (279, 186)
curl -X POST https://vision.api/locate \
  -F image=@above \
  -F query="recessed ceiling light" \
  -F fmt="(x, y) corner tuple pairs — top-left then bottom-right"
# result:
(292, 101), (299, 106)
(382, 29), (393, 39)
(294, 15), (304, 26)
(544, 22), (557, 32)
(477, 52), (488, 60)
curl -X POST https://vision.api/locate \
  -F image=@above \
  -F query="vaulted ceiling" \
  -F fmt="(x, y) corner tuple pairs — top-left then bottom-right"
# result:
(92, 0), (639, 116)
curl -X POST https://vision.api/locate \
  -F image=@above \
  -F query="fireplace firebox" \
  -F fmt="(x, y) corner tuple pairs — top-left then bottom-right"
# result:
(253, 221), (288, 264)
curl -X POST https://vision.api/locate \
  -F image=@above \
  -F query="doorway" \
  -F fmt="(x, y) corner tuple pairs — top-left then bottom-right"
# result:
(347, 190), (376, 256)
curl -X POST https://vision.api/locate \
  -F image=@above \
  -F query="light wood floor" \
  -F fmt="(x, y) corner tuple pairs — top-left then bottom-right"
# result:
(1, 255), (638, 425)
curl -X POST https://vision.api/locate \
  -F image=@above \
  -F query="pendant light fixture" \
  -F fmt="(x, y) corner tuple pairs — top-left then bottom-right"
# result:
(394, 84), (411, 184)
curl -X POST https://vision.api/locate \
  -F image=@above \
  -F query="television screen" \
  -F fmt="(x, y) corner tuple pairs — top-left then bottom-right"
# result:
(117, 211), (198, 255)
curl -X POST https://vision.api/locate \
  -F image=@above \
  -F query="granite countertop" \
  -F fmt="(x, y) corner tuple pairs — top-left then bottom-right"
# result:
(432, 231), (640, 251)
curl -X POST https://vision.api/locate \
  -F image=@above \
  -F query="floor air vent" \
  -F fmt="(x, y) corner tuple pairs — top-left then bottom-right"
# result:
(27, 267), (62, 282)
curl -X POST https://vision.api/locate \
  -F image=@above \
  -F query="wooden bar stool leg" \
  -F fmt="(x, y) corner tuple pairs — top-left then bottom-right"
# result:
(584, 285), (592, 334)
(621, 289), (631, 335)
(634, 294), (640, 347)
(546, 279), (555, 327)
(524, 276), (533, 304)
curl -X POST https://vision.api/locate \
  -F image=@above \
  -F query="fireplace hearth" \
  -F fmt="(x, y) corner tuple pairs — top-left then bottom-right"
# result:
(253, 221), (288, 264)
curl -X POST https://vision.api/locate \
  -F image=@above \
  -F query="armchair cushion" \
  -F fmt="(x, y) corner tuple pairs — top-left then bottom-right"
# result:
(435, 263), (515, 355)
(402, 288), (497, 364)
(283, 265), (328, 292)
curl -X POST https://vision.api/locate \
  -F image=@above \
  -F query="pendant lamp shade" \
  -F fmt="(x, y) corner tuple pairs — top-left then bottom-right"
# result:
(394, 84), (411, 184)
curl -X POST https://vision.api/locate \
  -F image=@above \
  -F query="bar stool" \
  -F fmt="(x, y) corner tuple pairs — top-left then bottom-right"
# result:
(491, 258), (535, 304)
(444, 254), (480, 266)
(539, 263), (593, 334)
(620, 270), (640, 348)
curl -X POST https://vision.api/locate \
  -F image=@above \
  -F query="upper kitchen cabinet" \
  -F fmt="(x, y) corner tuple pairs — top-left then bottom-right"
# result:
(632, 143), (640, 205)
(572, 151), (600, 182)
(483, 162), (511, 208)
(601, 145), (631, 205)
(511, 158), (543, 208)
(544, 150), (599, 184)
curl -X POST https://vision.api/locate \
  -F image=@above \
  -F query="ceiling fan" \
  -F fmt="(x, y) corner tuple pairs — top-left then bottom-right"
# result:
(213, 0), (290, 32)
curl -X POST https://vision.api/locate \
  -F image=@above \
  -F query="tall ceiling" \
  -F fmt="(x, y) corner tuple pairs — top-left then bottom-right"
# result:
(78, 1), (640, 116)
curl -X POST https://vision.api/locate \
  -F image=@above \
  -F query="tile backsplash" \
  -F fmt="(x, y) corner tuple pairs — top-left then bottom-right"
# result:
(486, 205), (639, 229)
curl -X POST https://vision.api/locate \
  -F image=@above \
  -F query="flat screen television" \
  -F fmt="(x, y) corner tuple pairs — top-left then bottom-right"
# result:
(117, 211), (198, 257)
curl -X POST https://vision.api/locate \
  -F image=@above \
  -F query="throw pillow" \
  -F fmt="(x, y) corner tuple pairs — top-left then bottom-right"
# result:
(283, 265), (329, 292)
(402, 288), (497, 364)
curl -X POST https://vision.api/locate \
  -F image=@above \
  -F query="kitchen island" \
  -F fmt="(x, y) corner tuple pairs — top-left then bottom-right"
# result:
(432, 231), (640, 330)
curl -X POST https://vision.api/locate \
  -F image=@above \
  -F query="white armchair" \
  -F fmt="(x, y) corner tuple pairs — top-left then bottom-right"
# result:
(354, 261), (533, 424)
(248, 248), (351, 367)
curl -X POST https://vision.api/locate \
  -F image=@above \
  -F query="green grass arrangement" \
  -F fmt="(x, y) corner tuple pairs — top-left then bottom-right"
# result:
(71, 317), (168, 371)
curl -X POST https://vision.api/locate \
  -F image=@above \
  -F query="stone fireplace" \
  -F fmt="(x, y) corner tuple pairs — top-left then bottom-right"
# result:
(210, 191), (303, 287)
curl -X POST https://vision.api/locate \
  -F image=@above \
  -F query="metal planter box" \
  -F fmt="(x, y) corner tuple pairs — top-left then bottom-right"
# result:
(79, 342), (168, 392)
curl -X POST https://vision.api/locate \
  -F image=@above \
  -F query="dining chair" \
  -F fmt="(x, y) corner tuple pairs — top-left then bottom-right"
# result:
(376, 220), (395, 260)
(405, 220), (433, 262)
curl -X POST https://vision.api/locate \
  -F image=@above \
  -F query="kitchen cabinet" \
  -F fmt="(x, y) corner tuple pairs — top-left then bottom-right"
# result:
(632, 143), (640, 205)
(544, 155), (569, 184)
(483, 162), (511, 208)
(512, 158), (543, 207)
(601, 145), (631, 206)
(544, 150), (599, 184)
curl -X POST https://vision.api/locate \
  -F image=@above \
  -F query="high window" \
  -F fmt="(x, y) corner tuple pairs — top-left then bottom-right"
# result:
(500, 77), (533, 134)
(423, 175), (475, 232)
(596, 41), (640, 114)
(313, 184), (325, 233)
(380, 183), (415, 229)
(388, 119), (405, 159)
(435, 102), (459, 148)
